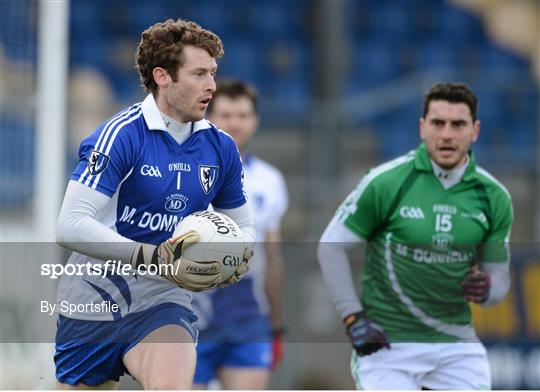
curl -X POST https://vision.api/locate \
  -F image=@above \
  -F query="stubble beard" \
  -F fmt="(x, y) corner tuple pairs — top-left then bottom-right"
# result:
(435, 149), (468, 170)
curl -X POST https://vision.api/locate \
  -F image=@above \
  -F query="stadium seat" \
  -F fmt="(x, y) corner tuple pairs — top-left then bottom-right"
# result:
(346, 40), (403, 92)
(248, 1), (309, 39)
(477, 43), (528, 74)
(0, 119), (34, 206)
(369, 2), (413, 41)
(70, 39), (109, 69)
(129, 1), (181, 33)
(186, 2), (229, 37)
(217, 39), (263, 85)
(430, 4), (485, 43)
(0, 0), (38, 61)
(414, 40), (462, 71)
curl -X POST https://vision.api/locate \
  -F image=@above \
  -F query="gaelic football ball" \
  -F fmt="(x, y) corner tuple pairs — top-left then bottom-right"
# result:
(173, 211), (244, 282)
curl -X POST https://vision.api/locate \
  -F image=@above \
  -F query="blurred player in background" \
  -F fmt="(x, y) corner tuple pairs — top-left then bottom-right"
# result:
(318, 83), (513, 389)
(54, 19), (254, 389)
(193, 80), (288, 389)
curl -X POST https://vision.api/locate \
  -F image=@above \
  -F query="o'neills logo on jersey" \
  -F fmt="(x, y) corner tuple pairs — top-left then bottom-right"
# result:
(168, 162), (191, 172)
(88, 150), (110, 175)
(199, 165), (219, 194)
(400, 206), (425, 219)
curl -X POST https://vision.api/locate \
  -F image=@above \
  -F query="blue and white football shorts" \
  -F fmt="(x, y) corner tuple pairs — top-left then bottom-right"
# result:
(55, 302), (198, 386)
(194, 342), (272, 384)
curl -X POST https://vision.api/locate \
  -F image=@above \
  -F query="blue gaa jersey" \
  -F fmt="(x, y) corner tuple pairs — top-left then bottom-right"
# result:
(56, 94), (247, 321)
(193, 155), (288, 343)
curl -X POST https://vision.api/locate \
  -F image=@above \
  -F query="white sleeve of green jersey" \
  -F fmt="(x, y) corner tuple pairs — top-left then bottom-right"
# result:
(317, 215), (364, 319)
(481, 261), (511, 307)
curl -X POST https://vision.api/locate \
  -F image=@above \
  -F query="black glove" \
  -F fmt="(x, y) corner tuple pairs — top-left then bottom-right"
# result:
(344, 311), (390, 357)
(461, 267), (491, 303)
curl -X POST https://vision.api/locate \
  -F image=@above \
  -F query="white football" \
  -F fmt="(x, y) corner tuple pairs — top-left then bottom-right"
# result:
(173, 211), (244, 282)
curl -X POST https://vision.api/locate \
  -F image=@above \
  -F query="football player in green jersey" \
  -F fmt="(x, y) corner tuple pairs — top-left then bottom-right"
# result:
(318, 83), (512, 390)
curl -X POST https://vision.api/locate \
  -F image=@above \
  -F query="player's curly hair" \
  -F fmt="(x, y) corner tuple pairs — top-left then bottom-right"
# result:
(423, 83), (478, 121)
(135, 19), (224, 94)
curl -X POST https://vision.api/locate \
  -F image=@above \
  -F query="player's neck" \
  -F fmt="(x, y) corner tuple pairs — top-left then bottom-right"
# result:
(159, 110), (193, 144)
(430, 156), (469, 189)
(154, 91), (190, 124)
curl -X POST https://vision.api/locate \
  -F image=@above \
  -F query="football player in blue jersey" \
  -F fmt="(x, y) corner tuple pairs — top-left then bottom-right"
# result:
(192, 80), (288, 389)
(54, 19), (255, 389)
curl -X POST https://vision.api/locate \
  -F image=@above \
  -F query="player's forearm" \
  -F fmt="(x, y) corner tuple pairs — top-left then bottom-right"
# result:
(481, 262), (511, 307)
(317, 217), (364, 318)
(56, 180), (138, 263)
(215, 204), (255, 245)
(264, 240), (284, 329)
(317, 241), (363, 318)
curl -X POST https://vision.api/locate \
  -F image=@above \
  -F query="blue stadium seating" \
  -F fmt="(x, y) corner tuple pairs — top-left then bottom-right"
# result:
(477, 42), (529, 73)
(0, 0), (37, 62)
(346, 40), (403, 92)
(2, 0), (538, 210)
(187, 2), (230, 37)
(0, 119), (34, 206)
(64, 0), (538, 164)
(217, 39), (263, 84)
(414, 40), (462, 71)
(370, 2), (413, 42)
(429, 3), (485, 42)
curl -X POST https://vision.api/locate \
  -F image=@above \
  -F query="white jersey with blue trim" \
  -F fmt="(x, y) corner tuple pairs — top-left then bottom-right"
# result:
(193, 154), (288, 341)
(56, 94), (247, 321)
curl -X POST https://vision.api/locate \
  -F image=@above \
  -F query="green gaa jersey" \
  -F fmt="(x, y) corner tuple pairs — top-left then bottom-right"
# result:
(337, 143), (513, 343)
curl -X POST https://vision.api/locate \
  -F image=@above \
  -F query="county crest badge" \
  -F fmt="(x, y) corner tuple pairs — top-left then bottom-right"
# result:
(198, 165), (219, 194)
(88, 150), (110, 175)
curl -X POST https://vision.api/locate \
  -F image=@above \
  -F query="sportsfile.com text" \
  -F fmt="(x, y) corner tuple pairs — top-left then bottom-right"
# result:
(40, 260), (180, 279)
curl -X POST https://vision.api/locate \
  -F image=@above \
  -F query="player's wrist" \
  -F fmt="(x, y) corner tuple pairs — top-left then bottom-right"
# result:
(344, 311), (365, 328)
(130, 243), (157, 268)
(272, 326), (286, 337)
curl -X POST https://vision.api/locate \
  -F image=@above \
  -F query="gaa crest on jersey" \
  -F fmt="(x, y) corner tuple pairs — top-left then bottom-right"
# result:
(199, 165), (219, 194)
(88, 150), (110, 175)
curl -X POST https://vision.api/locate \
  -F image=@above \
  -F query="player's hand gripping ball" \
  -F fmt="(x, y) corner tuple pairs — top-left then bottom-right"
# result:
(170, 211), (248, 291)
(217, 246), (253, 288)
